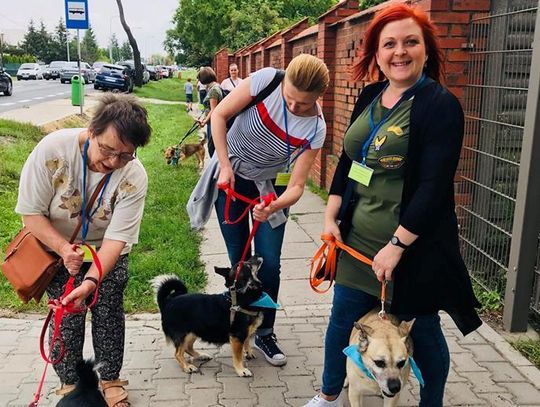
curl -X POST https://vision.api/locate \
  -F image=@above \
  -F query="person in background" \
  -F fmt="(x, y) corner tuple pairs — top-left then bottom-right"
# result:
(197, 66), (224, 157)
(220, 63), (243, 92)
(184, 77), (194, 112)
(197, 78), (207, 107)
(16, 94), (151, 407)
(303, 4), (481, 407)
(188, 54), (329, 368)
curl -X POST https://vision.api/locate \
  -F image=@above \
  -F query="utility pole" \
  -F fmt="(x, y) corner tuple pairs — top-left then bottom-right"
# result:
(0, 32), (4, 68)
(66, 29), (70, 62)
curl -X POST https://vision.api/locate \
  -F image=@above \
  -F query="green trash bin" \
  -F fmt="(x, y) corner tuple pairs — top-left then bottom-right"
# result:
(71, 75), (85, 106)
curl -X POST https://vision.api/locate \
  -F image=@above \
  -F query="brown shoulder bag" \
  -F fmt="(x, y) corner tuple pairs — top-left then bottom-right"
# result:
(1, 176), (108, 303)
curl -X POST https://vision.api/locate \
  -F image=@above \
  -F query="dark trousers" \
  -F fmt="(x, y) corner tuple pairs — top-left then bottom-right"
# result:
(198, 89), (207, 104)
(322, 284), (450, 406)
(46, 255), (129, 385)
(215, 175), (286, 335)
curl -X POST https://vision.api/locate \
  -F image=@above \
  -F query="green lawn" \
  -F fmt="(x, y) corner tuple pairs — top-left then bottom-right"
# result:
(0, 104), (205, 313)
(134, 69), (199, 102)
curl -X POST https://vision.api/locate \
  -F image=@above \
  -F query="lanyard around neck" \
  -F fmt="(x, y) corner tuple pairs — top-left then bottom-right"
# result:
(282, 98), (319, 172)
(359, 74), (426, 164)
(81, 138), (112, 241)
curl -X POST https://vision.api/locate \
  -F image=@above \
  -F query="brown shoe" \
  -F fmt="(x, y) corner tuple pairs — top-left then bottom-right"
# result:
(101, 379), (130, 407)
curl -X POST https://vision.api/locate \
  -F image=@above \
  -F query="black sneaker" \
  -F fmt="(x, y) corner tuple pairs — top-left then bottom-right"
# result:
(254, 333), (287, 366)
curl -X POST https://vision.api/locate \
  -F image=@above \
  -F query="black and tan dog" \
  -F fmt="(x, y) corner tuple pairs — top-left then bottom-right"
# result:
(56, 359), (107, 407)
(163, 137), (206, 168)
(346, 310), (416, 407)
(152, 256), (264, 377)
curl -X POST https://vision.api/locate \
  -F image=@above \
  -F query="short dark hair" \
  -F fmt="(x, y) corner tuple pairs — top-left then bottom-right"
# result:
(197, 67), (217, 85)
(89, 94), (151, 148)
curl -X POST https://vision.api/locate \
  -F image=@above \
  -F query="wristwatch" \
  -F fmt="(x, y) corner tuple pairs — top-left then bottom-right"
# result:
(390, 235), (409, 250)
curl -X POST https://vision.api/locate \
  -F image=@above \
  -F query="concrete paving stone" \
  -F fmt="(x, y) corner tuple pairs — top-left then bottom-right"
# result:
(0, 353), (41, 373)
(284, 221), (316, 243)
(445, 382), (489, 405)
(489, 337), (537, 367)
(153, 358), (189, 380)
(0, 372), (33, 387)
(395, 387), (419, 406)
(282, 242), (320, 260)
(218, 376), (256, 399)
(287, 321), (321, 332)
(462, 344), (506, 362)
(497, 382), (540, 405)
(286, 397), (316, 407)
(292, 212), (326, 225)
(311, 365), (323, 388)
(219, 398), (257, 407)
(456, 330), (487, 346)
(201, 233), (229, 255)
(0, 394), (20, 406)
(275, 339), (304, 357)
(477, 361), (526, 382)
(284, 375), (317, 398)
(125, 333), (163, 351)
(294, 331), (326, 349)
(518, 365), (540, 390)
(185, 368), (222, 389)
(476, 392), (517, 407)
(291, 192), (326, 213)
(124, 389), (155, 406)
(188, 387), (221, 406)
(252, 386), (288, 406)
(466, 371), (510, 393)
(150, 400), (190, 407)
(281, 258), (315, 281)
(122, 350), (158, 370)
(299, 347), (325, 366)
(278, 356), (312, 377)
(451, 352), (489, 372)
(151, 378), (189, 401)
(274, 324), (295, 338)
(295, 221), (326, 242)
(249, 366), (286, 388)
(446, 368), (468, 382)
(446, 336), (471, 354)
(122, 368), (157, 390)
(284, 304), (332, 318)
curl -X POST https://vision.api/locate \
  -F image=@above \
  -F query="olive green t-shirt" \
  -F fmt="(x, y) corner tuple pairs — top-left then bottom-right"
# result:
(335, 96), (413, 299)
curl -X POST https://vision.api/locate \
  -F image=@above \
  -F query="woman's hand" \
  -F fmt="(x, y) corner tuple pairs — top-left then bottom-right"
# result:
(60, 280), (96, 308)
(253, 202), (273, 222)
(59, 243), (84, 276)
(323, 219), (342, 242)
(372, 243), (404, 282)
(217, 164), (236, 191)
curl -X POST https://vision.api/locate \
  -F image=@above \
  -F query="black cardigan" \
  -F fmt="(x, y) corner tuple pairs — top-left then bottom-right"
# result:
(330, 79), (482, 336)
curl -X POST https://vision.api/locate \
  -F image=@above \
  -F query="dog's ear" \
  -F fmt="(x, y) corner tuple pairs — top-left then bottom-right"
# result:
(398, 318), (415, 338)
(354, 322), (373, 352)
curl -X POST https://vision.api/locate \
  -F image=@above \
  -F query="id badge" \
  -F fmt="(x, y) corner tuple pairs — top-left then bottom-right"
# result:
(275, 172), (291, 187)
(348, 161), (374, 187)
(82, 244), (97, 262)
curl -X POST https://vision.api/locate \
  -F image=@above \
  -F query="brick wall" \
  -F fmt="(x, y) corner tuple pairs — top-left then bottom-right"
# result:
(215, 0), (489, 190)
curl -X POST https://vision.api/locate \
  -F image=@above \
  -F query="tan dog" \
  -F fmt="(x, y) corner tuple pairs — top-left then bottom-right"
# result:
(346, 310), (415, 407)
(164, 137), (206, 168)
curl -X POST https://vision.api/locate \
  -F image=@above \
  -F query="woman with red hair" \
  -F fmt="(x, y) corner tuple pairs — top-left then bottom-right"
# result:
(304, 4), (480, 407)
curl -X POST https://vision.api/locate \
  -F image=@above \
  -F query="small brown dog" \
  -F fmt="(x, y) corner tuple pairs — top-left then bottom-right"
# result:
(164, 137), (206, 168)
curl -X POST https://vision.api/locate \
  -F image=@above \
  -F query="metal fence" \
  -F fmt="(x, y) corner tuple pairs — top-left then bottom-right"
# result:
(458, 0), (539, 323)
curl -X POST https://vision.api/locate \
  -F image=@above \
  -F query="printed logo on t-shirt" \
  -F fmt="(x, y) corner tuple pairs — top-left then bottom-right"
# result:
(378, 155), (405, 170)
(373, 135), (387, 151)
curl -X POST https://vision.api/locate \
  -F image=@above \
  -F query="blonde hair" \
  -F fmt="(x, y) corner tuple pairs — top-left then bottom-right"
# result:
(285, 54), (329, 94)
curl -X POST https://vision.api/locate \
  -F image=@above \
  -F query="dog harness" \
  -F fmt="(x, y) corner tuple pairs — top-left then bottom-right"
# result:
(343, 344), (425, 388)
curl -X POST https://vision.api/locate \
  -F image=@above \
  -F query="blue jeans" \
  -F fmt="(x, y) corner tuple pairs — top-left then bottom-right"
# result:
(215, 175), (286, 335)
(322, 284), (450, 406)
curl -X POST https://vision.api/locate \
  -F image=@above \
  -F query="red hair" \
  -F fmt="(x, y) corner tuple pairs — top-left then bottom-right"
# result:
(351, 3), (444, 83)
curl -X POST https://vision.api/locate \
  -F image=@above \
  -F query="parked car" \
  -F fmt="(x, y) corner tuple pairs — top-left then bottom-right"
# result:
(60, 62), (96, 84)
(94, 64), (134, 93)
(157, 65), (169, 78)
(16, 63), (43, 80)
(116, 60), (150, 84)
(43, 61), (67, 80)
(0, 67), (13, 96)
(146, 65), (160, 81)
(92, 61), (107, 73)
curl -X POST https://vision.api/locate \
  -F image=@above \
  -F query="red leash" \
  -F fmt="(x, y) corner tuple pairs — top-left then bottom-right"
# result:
(29, 243), (103, 407)
(218, 182), (276, 280)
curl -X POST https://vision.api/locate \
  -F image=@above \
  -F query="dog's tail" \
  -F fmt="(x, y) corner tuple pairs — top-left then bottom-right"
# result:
(74, 359), (100, 391)
(151, 275), (188, 310)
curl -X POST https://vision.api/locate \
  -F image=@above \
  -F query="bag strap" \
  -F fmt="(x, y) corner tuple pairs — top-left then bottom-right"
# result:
(68, 175), (109, 244)
(230, 77), (236, 88)
(242, 69), (285, 113)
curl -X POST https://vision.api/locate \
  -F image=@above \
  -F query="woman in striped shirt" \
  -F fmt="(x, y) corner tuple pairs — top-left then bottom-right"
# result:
(209, 54), (329, 366)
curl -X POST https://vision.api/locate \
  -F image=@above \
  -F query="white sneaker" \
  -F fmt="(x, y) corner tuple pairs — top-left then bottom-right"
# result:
(303, 393), (342, 407)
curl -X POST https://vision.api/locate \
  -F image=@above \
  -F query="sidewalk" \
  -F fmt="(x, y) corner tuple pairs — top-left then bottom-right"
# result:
(1, 100), (540, 406)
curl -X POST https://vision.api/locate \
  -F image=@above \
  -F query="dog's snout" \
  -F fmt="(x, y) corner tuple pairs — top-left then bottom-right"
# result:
(387, 378), (401, 394)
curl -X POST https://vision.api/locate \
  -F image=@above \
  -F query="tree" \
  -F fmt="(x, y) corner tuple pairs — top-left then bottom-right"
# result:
(50, 19), (69, 61)
(115, 0), (143, 86)
(119, 40), (133, 61)
(109, 34), (120, 62)
(280, 0), (338, 23)
(81, 26), (99, 63)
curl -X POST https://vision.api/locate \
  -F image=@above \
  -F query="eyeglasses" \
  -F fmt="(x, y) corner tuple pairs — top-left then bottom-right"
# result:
(97, 141), (136, 163)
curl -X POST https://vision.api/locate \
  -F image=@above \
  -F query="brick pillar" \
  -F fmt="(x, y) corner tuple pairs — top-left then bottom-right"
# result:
(280, 18), (310, 69)
(213, 48), (230, 83)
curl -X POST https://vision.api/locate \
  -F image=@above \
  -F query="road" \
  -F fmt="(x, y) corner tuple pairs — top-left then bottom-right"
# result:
(0, 79), (97, 113)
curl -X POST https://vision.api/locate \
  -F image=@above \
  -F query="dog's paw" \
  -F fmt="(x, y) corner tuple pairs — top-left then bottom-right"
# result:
(183, 364), (199, 373)
(236, 367), (253, 377)
(244, 350), (256, 360)
(194, 352), (212, 361)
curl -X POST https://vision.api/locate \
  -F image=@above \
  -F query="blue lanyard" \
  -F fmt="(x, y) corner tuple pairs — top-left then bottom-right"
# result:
(359, 74), (426, 165)
(81, 138), (111, 241)
(282, 98), (320, 172)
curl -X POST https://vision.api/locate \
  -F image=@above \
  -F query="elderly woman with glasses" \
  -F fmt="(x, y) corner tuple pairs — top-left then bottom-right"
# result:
(15, 94), (151, 407)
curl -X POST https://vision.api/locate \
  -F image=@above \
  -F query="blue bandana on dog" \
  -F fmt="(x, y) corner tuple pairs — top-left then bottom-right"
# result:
(343, 345), (425, 387)
(249, 292), (280, 309)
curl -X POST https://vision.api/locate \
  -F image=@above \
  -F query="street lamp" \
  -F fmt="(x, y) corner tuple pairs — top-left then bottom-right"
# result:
(0, 32), (4, 69)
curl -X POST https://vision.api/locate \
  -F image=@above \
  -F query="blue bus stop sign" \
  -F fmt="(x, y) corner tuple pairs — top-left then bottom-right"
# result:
(65, 0), (89, 29)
